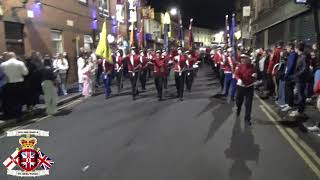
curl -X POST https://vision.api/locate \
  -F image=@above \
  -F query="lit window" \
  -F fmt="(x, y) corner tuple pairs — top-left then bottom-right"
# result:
(51, 30), (63, 55)
(98, 0), (110, 17)
(79, 0), (88, 4)
(84, 35), (93, 50)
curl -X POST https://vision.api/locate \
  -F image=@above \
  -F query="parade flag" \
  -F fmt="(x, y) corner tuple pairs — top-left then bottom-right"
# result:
(139, 19), (144, 49)
(230, 13), (237, 60)
(188, 18), (194, 50)
(225, 15), (229, 47)
(130, 23), (135, 47)
(96, 20), (113, 64)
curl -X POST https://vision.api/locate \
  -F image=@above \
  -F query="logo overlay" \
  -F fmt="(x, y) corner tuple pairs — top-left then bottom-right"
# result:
(2, 129), (54, 177)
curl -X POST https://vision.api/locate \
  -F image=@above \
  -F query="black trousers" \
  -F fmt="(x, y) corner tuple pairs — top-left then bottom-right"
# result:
(219, 69), (225, 91)
(164, 69), (170, 89)
(139, 69), (147, 90)
(96, 64), (103, 86)
(154, 75), (164, 99)
(115, 70), (123, 93)
(130, 72), (139, 97)
(296, 81), (306, 113)
(147, 67), (153, 78)
(2, 82), (24, 118)
(175, 72), (186, 99)
(236, 86), (254, 121)
(186, 70), (194, 91)
(285, 80), (295, 107)
(267, 74), (275, 95)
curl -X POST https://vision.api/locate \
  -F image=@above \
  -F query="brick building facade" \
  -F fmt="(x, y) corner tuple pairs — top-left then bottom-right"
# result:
(0, 0), (132, 83)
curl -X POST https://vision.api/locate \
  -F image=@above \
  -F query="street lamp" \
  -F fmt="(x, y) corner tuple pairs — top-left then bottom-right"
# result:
(170, 8), (177, 16)
(169, 7), (184, 47)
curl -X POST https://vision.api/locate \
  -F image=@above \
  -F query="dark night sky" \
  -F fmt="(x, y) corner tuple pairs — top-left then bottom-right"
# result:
(147, 0), (235, 31)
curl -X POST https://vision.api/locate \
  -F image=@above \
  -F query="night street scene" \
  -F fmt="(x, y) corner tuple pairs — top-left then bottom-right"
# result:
(0, 0), (320, 179)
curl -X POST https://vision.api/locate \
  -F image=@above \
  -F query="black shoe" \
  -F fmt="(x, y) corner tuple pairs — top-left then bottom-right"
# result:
(158, 97), (163, 101)
(231, 97), (235, 101)
(180, 97), (184, 101)
(132, 96), (136, 100)
(236, 109), (241, 117)
(245, 120), (252, 126)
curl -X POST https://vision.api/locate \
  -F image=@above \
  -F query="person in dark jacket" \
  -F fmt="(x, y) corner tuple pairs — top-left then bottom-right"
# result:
(24, 52), (43, 111)
(289, 42), (307, 117)
(305, 51), (317, 102)
(276, 50), (288, 107)
(40, 58), (58, 115)
(282, 43), (298, 112)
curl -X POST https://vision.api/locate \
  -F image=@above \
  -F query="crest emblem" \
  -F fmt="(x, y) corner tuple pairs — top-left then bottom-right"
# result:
(2, 129), (54, 177)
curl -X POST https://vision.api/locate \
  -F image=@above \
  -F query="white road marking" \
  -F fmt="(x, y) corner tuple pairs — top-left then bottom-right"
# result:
(81, 165), (90, 172)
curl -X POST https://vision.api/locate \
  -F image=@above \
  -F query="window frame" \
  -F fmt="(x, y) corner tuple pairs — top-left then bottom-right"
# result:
(51, 29), (64, 55)
(98, 0), (110, 17)
(78, 0), (88, 5)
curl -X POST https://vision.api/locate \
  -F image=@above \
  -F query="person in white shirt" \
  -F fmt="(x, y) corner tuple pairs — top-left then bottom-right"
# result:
(56, 53), (69, 95)
(0, 52), (28, 119)
(77, 54), (86, 92)
(89, 50), (98, 94)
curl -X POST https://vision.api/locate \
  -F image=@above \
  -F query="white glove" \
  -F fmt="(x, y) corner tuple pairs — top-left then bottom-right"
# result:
(252, 73), (257, 78)
(237, 79), (244, 86)
(232, 74), (235, 79)
(310, 66), (314, 71)
(214, 64), (217, 67)
(133, 72), (135, 77)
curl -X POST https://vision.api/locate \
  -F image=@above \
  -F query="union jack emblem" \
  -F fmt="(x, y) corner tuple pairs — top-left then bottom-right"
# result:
(37, 151), (54, 170)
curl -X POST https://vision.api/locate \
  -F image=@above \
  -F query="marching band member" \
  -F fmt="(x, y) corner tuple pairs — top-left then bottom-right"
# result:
(185, 50), (200, 92)
(124, 47), (141, 100)
(154, 50), (168, 101)
(235, 54), (257, 126)
(161, 49), (171, 90)
(223, 48), (234, 97)
(147, 49), (154, 78)
(230, 51), (241, 101)
(113, 49), (124, 94)
(174, 47), (188, 101)
(139, 50), (148, 91)
(185, 51), (194, 92)
(102, 58), (114, 99)
(214, 48), (223, 76)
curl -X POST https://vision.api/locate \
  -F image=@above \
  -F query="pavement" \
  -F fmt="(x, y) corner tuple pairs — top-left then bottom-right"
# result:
(0, 83), (82, 130)
(0, 67), (320, 180)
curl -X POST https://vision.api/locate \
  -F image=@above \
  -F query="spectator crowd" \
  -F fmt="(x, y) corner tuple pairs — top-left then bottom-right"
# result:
(0, 50), (74, 120)
(210, 41), (320, 131)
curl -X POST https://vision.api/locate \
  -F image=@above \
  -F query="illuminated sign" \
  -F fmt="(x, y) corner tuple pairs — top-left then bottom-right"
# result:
(116, 4), (124, 23)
